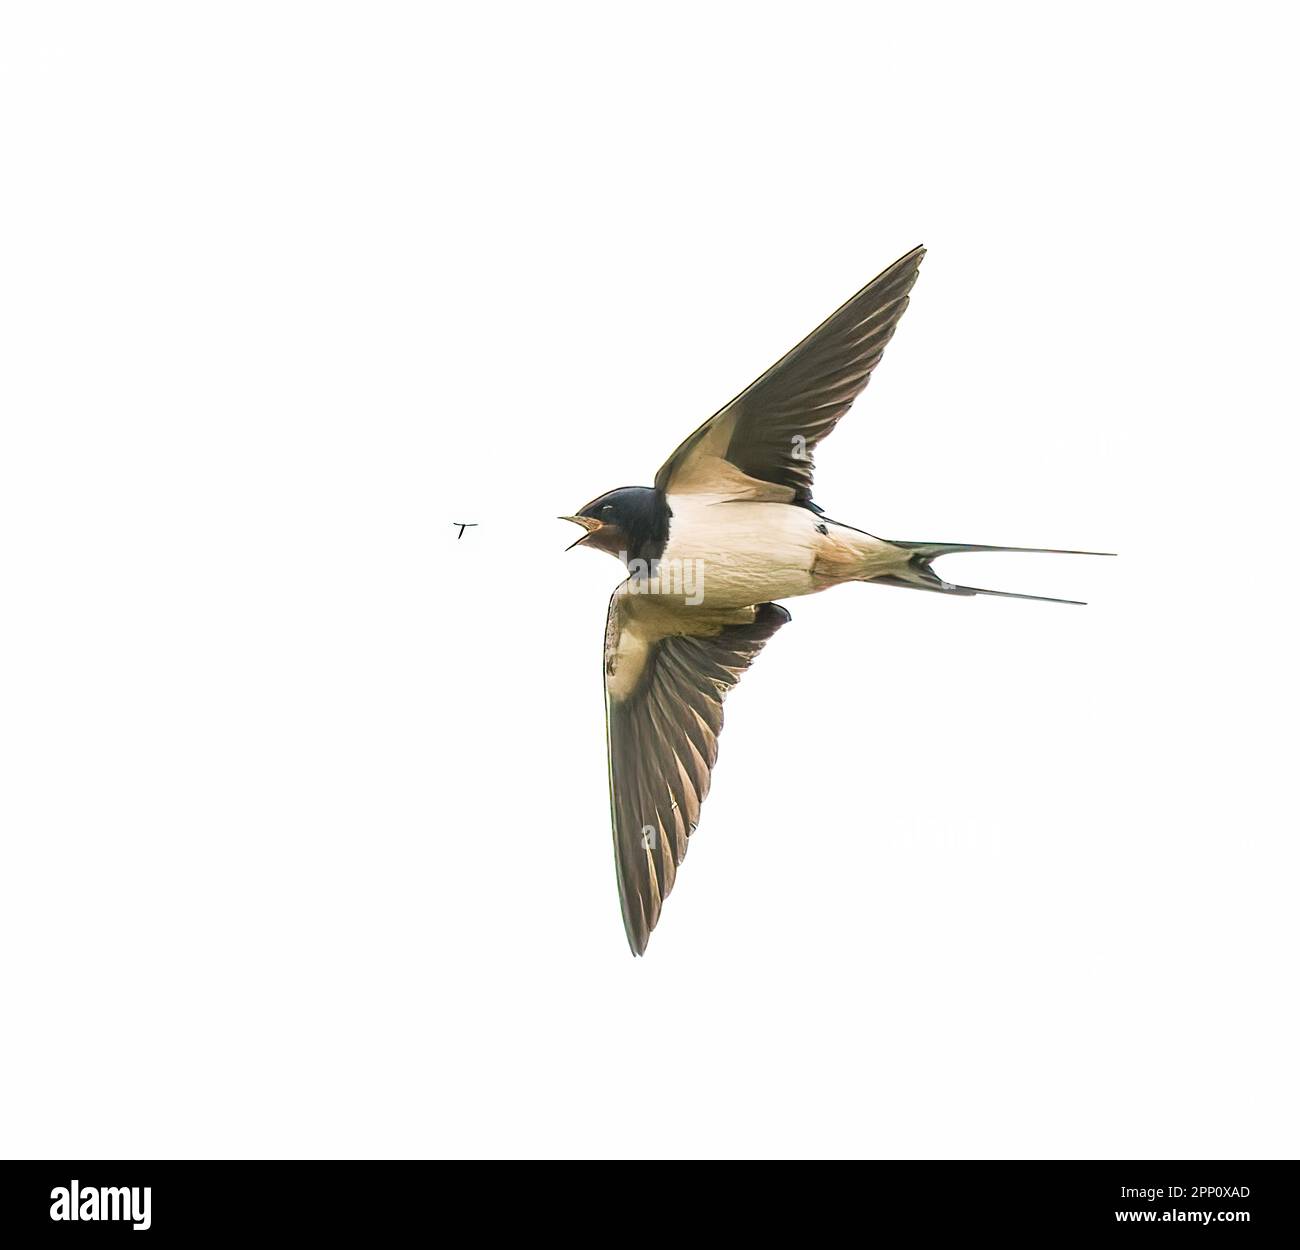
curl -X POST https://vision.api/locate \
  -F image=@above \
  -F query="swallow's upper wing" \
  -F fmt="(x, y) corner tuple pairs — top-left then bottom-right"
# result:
(654, 246), (925, 508)
(603, 588), (791, 955)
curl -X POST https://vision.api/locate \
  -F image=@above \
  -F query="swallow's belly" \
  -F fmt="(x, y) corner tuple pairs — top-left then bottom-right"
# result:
(655, 497), (859, 608)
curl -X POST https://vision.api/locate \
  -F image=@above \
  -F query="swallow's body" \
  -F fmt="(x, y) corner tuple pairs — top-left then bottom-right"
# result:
(563, 247), (1110, 954)
(659, 497), (897, 607)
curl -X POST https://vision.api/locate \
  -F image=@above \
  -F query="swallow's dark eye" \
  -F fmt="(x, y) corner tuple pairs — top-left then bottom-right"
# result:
(602, 505), (613, 514)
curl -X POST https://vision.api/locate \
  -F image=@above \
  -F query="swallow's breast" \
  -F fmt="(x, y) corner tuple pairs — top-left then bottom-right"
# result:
(656, 496), (823, 608)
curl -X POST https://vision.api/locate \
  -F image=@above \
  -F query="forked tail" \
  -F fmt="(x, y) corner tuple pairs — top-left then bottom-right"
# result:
(876, 540), (1116, 605)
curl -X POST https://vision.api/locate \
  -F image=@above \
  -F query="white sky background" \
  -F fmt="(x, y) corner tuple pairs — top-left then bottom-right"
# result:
(2, 2), (1296, 1158)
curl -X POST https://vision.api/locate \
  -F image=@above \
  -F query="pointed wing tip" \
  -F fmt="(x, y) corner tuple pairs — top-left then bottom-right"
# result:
(881, 245), (926, 298)
(879, 245), (926, 281)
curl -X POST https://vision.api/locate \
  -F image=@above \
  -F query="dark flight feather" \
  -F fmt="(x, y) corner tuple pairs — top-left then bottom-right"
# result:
(604, 598), (791, 955)
(654, 245), (925, 507)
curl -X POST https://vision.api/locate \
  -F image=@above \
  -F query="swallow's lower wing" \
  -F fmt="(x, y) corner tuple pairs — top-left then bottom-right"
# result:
(654, 246), (924, 508)
(603, 589), (791, 954)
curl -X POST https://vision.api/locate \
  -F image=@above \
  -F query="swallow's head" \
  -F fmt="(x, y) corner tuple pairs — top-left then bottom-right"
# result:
(559, 486), (668, 562)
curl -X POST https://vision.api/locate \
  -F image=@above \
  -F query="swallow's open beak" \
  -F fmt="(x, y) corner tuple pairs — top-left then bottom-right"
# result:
(559, 515), (604, 551)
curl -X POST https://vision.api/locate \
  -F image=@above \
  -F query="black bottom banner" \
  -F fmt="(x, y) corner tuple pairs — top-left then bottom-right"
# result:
(1, 1158), (1292, 1237)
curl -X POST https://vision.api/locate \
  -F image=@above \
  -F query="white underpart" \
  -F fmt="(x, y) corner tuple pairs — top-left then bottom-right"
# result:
(658, 495), (900, 609)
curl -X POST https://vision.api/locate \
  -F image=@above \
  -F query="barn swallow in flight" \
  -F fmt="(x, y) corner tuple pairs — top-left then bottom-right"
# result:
(561, 246), (1111, 955)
